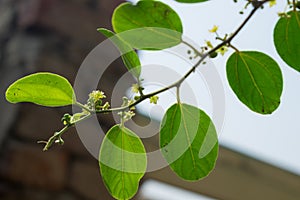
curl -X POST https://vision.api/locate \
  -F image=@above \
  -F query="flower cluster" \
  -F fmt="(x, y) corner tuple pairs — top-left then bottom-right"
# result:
(131, 83), (140, 94)
(87, 90), (110, 111)
(118, 97), (136, 125)
(205, 25), (229, 57)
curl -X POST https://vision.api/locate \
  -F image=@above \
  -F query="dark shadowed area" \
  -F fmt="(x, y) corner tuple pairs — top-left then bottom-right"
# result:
(0, 0), (123, 199)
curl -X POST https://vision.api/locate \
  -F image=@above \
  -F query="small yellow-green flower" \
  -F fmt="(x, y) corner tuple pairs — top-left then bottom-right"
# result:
(102, 102), (110, 110)
(131, 84), (139, 94)
(216, 46), (228, 56)
(118, 110), (135, 123)
(205, 40), (213, 48)
(89, 90), (106, 100)
(209, 25), (219, 33)
(150, 95), (159, 104)
(124, 111), (135, 120)
(269, 0), (276, 7)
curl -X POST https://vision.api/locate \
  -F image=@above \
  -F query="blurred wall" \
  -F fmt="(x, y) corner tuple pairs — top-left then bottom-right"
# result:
(0, 0), (126, 199)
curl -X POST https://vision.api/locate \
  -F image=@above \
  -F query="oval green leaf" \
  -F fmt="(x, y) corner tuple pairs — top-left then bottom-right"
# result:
(175, 0), (209, 3)
(112, 0), (183, 50)
(99, 125), (147, 200)
(6, 72), (75, 107)
(226, 51), (283, 114)
(160, 103), (218, 181)
(274, 11), (300, 72)
(97, 28), (141, 78)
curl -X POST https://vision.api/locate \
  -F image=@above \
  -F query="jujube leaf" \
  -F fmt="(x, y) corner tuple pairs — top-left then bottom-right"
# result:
(99, 125), (147, 200)
(226, 51), (283, 114)
(274, 11), (300, 72)
(160, 103), (218, 181)
(98, 28), (141, 78)
(112, 0), (183, 50)
(6, 72), (75, 107)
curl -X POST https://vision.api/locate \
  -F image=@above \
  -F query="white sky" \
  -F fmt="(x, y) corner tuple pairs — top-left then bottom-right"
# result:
(140, 179), (215, 200)
(127, 0), (300, 175)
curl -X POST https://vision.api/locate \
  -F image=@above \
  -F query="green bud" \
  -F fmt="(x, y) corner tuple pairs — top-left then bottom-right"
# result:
(55, 137), (64, 145)
(209, 51), (218, 58)
(61, 113), (71, 126)
(94, 99), (103, 111)
(102, 102), (110, 110)
(150, 96), (159, 104)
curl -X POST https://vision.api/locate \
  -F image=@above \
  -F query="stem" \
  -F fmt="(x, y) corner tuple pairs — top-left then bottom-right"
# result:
(38, 125), (70, 151)
(227, 0), (269, 44)
(293, 0), (297, 11)
(228, 43), (240, 52)
(137, 79), (145, 97)
(182, 40), (202, 57)
(39, 113), (91, 151)
(176, 87), (181, 103)
(75, 102), (93, 113)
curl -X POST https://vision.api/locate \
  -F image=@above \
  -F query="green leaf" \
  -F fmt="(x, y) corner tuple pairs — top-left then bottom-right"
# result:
(6, 72), (75, 107)
(97, 28), (141, 78)
(175, 0), (209, 3)
(226, 51), (283, 114)
(112, 0), (183, 50)
(160, 103), (218, 181)
(99, 125), (146, 200)
(274, 11), (300, 72)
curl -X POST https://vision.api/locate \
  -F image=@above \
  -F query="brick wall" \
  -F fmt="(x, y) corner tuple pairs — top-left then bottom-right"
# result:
(0, 0), (130, 199)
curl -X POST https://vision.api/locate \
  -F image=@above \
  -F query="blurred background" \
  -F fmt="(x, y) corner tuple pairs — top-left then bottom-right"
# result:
(0, 0), (299, 200)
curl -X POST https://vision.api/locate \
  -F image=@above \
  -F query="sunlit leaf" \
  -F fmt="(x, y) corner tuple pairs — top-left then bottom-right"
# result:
(112, 0), (183, 50)
(160, 103), (218, 181)
(99, 125), (146, 200)
(274, 11), (300, 72)
(98, 28), (141, 78)
(226, 51), (283, 114)
(6, 72), (75, 107)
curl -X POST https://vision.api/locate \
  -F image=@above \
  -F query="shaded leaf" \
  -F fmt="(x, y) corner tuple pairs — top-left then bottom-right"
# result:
(98, 28), (141, 78)
(274, 11), (300, 72)
(99, 125), (146, 200)
(112, 0), (183, 50)
(226, 51), (283, 114)
(6, 72), (75, 107)
(160, 103), (218, 181)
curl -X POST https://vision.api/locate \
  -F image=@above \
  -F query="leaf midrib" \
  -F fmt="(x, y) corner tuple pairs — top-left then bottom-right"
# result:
(243, 53), (282, 96)
(179, 104), (196, 170)
(239, 53), (266, 108)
